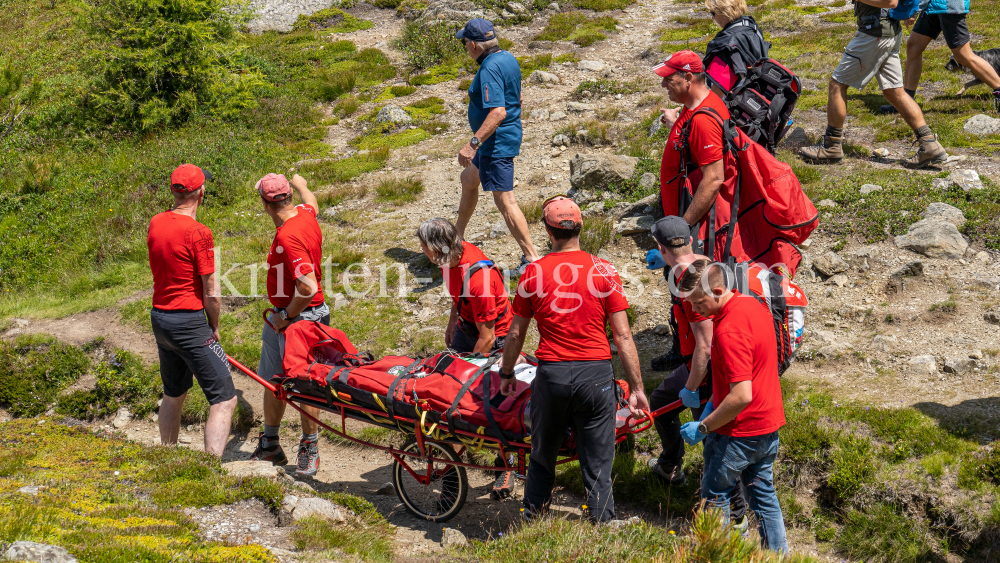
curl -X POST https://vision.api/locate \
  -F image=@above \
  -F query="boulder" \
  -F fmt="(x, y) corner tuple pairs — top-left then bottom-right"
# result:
(812, 330), (849, 358)
(18, 485), (43, 495)
(885, 260), (923, 293)
(375, 105), (413, 128)
(224, 460), (286, 479)
(907, 355), (937, 375)
(943, 357), (975, 374)
(932, 169), (983, 191)
(577, 60), (607, 72)
(291, 497), (348, 522)
(529, 108), (550, 120)
(812, 251), (848, 277)
(569, 153), (639, 190)
(441, 527), (469, 547)
(921, 202), (965, 227)
(567, 102), (595, 112)
(529, 70), (560, 85)
(415, 0), (486, 28)
(652, 324), (671, 336)
(505, 1), (527, 13)
(549, 110), (568, 121)
(975, 250), (991, 263)
(552, 133), (571, 146)
(816, 199), (838, 208)
(375, 482), (395, 495)
(111, 406), (131, 429)
(567, 187), (598, 205)
(612, 192), (661, 220)
(859, 183), (882, 195)
(872, 334), (897, 352)
(3, 542), (77, 563)
(490, 219), (510, 239)
(648, 118), (663, 138)
(639, 172), (658, 191)
(615, 215), (655, 235)
(894, 219), (968, 258)
(984, 312), (1000, 326)
(963, 113), (1000, 136)
(826, 274), (848, 287)
(528, 40), (553, 50)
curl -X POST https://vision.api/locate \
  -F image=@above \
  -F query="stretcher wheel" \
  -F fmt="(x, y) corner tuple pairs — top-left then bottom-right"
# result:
(392, 439), (468, 522)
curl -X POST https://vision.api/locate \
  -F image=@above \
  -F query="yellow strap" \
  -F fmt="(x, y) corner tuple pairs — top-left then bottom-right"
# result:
(372, 393), (388, 413)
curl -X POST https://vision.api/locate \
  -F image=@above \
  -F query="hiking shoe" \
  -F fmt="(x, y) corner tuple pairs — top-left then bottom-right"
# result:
(798, 135), (844, 164)
(647, 458), (686, 485)
(295, 438), (320, 477)
(993, 89), (1000, 114)
(902, 133), (947, 169)
(250, 433), (287, 465)
(877, 103), (899, 115)
(651, 349), (686, 372)
(512, 255), (531, 278)
(733, 514), (751, 538)
(490, 470), (515, 500)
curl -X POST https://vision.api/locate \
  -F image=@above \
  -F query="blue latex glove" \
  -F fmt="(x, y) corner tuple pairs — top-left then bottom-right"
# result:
(680, 421), (708, 445)
(699, 401), (715, 422)
(645, 248), (667, 270)
(679, 386), (700, 409)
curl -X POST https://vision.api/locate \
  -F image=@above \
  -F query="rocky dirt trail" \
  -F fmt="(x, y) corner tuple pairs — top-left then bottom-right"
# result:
(5, 0), (1000, 559)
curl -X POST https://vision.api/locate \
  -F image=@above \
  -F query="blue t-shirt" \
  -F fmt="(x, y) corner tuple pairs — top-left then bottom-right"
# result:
(468, 50), (522, 158)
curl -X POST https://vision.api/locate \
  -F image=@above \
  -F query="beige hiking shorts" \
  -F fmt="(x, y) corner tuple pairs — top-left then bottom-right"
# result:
(831, 30), (904, 91)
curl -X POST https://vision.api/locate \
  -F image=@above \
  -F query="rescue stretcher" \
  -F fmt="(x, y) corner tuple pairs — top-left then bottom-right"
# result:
(227, 318), (688, 522)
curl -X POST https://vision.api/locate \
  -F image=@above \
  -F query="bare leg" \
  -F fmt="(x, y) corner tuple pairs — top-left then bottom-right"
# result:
(827, 79), (849, 129)
(953, 43), (1000, 89)
(300, 406), (321, 435)
(159, 393), (186, 446)
(493, 190), (540, 261)
(456, 164), (481, 238)
(204, 396), (237, 457)
(904, 32), (932, 92)
(263, 390), (286, 427)
(883, 87), (927, 130)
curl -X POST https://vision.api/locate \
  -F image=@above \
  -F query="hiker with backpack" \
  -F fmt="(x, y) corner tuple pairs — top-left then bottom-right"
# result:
(703, 0), (770, 97)
(416, 217), (512, 354)
(799, 0), (949, 169)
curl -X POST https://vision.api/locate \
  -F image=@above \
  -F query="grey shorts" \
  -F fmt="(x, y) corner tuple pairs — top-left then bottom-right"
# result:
(258, 303), (331, 381)
(832, 30), (904, 91)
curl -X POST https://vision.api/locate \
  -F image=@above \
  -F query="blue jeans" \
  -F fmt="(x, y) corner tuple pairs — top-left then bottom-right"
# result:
(702, 431), (787, 553)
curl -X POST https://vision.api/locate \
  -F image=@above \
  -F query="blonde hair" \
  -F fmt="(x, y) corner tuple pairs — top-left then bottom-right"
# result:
(705, 0), (748, 23)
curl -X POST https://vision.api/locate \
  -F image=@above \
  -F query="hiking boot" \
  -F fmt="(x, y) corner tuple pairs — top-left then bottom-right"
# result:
(250, 433), (287, 465)
(798, 135), (844, 164)
(490, 470), (515, 500)
(651, 349), (686, 372)
(902, 133), (947, 169)
(993, 89), (1000, 114)
(733, 514), (751, 538)
(877, 104), (899, 115)
(295, 438), (320, 477)
(512, 255), (531, 278)
(647, 458), (686, 485)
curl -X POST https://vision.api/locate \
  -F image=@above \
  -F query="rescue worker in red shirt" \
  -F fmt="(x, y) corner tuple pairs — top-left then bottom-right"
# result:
(655, 50), (748, 264)
(499, 196), (649, 524)
(250, 173), (329, 477)
(680, 259), (788, 552)
(416, 218), (512, 353)
(147, 164), (237, 457)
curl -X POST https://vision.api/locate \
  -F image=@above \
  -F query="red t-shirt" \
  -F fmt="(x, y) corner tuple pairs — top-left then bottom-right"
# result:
(512, 250), (630, 362)
(659, 92), (746, 263)
(441, 241), (512, 338)
(147, 212), (216, 311)
(710, 292), (785, 437)
(267, 204), (325, 309)
(675, 298), (709, 359)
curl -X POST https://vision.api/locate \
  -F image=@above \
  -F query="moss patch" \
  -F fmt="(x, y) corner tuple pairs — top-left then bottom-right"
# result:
(534, 12), (618, 47)
(291, 8), (373, 33)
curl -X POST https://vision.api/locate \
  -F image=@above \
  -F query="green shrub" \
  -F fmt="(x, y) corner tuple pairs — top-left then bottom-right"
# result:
(292, 7), (373, 32)
(375, 176), (424, 204)
(334, 95), (360, 116)
(554, 53), (580, 63)
(835, 504), (935, 563)
(0, 338), (90, 417)
(518, 53), (552, 78)
(57, 348), (160, 420)
(534, 12), (617, 46)
(299, 146), (390, 184)
(573, 77), (643, 98)
(580, 216), (614, 255)
(572, 0), (633, 9)
(372, 0), (402, 7)
(396, 20), (464, 69)
(0, 59), (41, 141)
(314, 69), (357, 101)
(826, 434), (878, 500)
(84, 0), (262, 130)
(389, 84), (417, 97)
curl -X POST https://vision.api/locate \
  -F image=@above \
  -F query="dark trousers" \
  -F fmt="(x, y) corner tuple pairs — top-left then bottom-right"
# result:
(648, 363), (747, 520)
(449, 322), (506, 354)
(524, 360), (617, 523)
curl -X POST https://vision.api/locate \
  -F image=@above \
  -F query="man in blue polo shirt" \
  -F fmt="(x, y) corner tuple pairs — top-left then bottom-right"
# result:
(456, 18), (539, 275)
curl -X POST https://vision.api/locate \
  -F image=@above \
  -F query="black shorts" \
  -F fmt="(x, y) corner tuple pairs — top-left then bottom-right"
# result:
(150, 308), (236, 404)
(912, 11), (970, 49)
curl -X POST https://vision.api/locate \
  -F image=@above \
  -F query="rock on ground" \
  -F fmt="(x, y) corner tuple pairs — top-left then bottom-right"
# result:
(375, 105), (413, 128)
(816, 199), (838, 208)
(224, 460), (286, 479)
(552, 133), (570, 146)
(615, 215), (654, 235)
(287, 496), (348, 522)
(812, 251), (848, 277)
(245, 0), (334, 33)
(944, 357), (975, 374)
(577, 60), (607, 72)
(490, 219), (511, 239)
(907, 355), (937, 375)
(963, 113), (1000, 136)
(894, 219), (968, 259)
(569, 153), (639, 190)
(567, 102), (595, 112)
(639, 172), (658, 191)
(441, 527), (468, 547)
(932, 169), (983, 191)
(529, 70), (560, 84)
(648, 118), (663, 138)
(4, 541), (77, 563)
(921, 202), (966, 227)
(859, 183), (882, 194)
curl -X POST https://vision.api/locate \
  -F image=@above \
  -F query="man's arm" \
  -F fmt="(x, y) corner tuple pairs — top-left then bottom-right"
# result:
(684, 319), (712, 392)
(290, 174), (317, 210)
(681, 159), (725, 226)
(499, 315), (531, 395)
(445, 305), (459, 347)
(273, 272), (319, 331)
(474, 106), (507, 143)
(610, 310), (650, 416)
(201, 272), (221, 341)
(701, 380), (752, 431)
(472, 319), (497, 353)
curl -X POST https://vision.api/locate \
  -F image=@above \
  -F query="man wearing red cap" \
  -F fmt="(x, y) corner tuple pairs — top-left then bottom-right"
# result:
(250, 172), (329, 477)
(499, 195), (649, 524)
(147, 164), (237, 457)
(654, 50), (746, 265)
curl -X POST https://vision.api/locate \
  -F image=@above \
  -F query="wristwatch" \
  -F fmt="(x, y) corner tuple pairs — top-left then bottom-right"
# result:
(499, 367), (515, 380)
(698, 422), (709, 435)
(279, 309), (290, 322)
(470, 136), (481, 149)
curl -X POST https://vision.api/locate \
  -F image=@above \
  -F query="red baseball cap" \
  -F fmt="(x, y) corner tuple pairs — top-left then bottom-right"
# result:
(255, 173), (292, 202)
(170, 164), (211, 193)
(543, 195), (582, 229)
(653, 50), (704, 78)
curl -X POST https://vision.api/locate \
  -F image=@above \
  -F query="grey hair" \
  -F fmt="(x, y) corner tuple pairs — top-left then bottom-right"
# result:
(477, 37), (499, 50)
(416, 218), (464, 265)
(173, 186), (204, 202)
